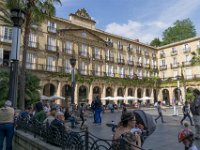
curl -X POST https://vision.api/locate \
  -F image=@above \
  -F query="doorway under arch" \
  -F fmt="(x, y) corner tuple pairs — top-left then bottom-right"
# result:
(62, 84), (71, 107)
(79, 85), (88, 104)
(106, 87), (113, 105)
(173, 88), (182, 102)
(93, 86), (101, 99)
(43, 83), (55, 96)
(162, 89), (170, 105)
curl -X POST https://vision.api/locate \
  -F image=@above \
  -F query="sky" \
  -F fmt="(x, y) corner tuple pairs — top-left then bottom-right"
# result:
(55, 0), (200, 44)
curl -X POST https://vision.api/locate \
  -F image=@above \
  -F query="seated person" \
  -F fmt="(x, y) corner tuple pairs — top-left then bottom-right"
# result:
(64, 108), (77, 128)
(20, 106), (33, 119)
(113, 112), (141, 150)
(43, 108), (57, 125)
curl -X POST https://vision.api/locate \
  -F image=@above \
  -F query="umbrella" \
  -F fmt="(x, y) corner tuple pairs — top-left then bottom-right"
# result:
(113, 96), (124, 100)
(125, 96), (138, 100)
(49, 95), (65, 100)
(101, 96), (114, 100)
(139, 96), (151, 101)
(40, 95), (50, 100)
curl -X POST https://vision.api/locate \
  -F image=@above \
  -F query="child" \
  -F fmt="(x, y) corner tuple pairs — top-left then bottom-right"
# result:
(178, 123), (198, 150)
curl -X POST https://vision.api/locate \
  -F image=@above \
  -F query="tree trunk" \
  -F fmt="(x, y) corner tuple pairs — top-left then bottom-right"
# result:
(19, 13), (31, 110)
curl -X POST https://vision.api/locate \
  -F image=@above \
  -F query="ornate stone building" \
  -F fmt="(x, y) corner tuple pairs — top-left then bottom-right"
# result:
(0, 8), (199, 106)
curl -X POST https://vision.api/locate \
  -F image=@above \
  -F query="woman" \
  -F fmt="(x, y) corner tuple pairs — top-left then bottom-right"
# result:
(33, 102), (46, 123)
(113, 112), (141, 150)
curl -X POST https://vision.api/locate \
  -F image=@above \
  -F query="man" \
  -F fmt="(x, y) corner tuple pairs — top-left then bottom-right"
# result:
(190, 89), (200, 140)
(180, 101), (193, 126)
(0, 100), (15, 150)
(155, 101), (166, 123)
(43, 108), (57, 125)
(51, 112), (65, 129)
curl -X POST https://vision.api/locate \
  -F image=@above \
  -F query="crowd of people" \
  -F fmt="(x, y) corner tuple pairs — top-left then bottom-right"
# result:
(0, 88), (200, 150)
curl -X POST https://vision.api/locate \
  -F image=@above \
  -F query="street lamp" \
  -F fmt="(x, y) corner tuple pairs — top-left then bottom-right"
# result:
(173, 75), (181, 116)
(70, 56), (76, 110)
(8, 8), (25, 108)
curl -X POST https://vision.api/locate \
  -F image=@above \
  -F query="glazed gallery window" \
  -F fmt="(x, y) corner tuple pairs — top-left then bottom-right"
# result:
(0, 26), (12, 42)
(28, 33), (37, 48)
(26, 53), (36, 69)
(65, 41), (73, 54)
(47, 56), (56, 71)
(47, 37), (57, 51)
(80, 44), (88, 56)
(64, 59), (71, 73)
(106, 64), (114, 77)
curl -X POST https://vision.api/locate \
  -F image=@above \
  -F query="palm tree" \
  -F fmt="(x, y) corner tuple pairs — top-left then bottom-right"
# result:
(191, 48), (200, 65)
(5, 0), (61, 109)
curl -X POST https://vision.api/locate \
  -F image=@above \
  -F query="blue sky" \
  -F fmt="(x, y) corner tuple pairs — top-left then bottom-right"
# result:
(55, 0), (200, 44)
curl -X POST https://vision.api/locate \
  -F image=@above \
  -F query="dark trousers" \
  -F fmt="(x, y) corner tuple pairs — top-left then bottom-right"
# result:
(80, 115), (85, 127)
(181, 114), (193, 125)
(94, 108), (102, 123)
(0, 123), (14, 150)
(155, 112), (164, 122)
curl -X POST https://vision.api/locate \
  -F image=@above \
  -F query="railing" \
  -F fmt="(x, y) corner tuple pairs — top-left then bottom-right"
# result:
(170, 63), (179, 69)
(45, 44), (58, 52)
(79, 51), (89, 57)
(0, 35), (12, 43)
(92, 54), (103, 60)
(63, 48), (73, 54)
(105, 56), (114, 62)
(78, 69), (88, 75)
(144, 64), (150, 69)
(47, 26), (57, 33)
(136, 62), (143, 68)
(117, 58), (125, 64)
(15, 117), (150, 150)
(170, 51), (177, 56)
(152, 65), (158, 70)
(127, 60), (134, 66)
(118, 45), (123, 50)
(28, 41), (39, 48)
(106, 41), (113, 47)
(159, 65), (167, 70)
(91, 70), (103, 76)
(183, 47), (191, 53)
(127, 47), (133, 52)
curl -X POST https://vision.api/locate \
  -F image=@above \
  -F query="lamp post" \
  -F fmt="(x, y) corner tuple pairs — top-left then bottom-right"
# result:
(70, 56), (76, 110)
(174, 75), (181, 116)
(8, 8), (25, 108)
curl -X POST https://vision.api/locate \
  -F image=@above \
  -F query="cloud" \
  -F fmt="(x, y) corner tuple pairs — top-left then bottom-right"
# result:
(105, 20), (167, 43)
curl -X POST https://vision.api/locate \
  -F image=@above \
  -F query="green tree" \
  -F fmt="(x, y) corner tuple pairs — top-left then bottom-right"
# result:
(191, 48), (200, 65)
(150, 38), (161, 47)
(162, 19), (196, 45)
(5, 0), (61, 109)
(0, 70), (41, 107)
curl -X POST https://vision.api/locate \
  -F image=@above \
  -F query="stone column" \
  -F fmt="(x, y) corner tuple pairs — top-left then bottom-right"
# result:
(150, 89), (154, 104)
(88, 84), (93, 104)
(124, 87), (128, 104)
(56, 81), (61, 105)
(101, 85), (106, 105)
(74, 84), (78, 104)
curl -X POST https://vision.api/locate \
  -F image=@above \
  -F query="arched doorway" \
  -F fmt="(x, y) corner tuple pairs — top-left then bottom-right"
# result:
(93, 86), (101, 99)
(153, 89), (157, 103)
(43, 83), (55, 96)
(162, 89), (170, 105)
(117, 87), (124, 105)
(173, 88), (182, 103)
(146, 89), (150, 105)
(128, 88), (133, 104)
(137, 88), (142, 98)
(79, 85), (88, 104)
(106, 87), (113, 105)
(62, 84), (71, 107)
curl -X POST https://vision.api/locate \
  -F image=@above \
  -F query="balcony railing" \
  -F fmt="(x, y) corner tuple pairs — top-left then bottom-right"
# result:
(45, 45), (58, 52)
(136, 62), (143, 68)
(114, 73), (125, 78)
(47, 26), (57, 33)
(92, 54), (103, 60)
(160, 53), (166, 58)
(105, 56), (114, 62)
(152, 65), (158, 70)
(183, 47), (191, 53)
(63, 48), (73, 54)
(0, 35), (12, 43)
(105, 72), (114, 77)
(78, 69), (88, 75)
(28, 41), (38, 48)
(160, 65), (167, 70)
(136, 50), (142, 55)
(127, 47), (133, 52)
(171, 63), (179, 68)
(79, 51), (89, 57)
(144, 64), (150, 69)
(127, 60), (134, 66)
(106, 41), (113, 47)
(117, 58), (125, 64)
(152, 53), (156, 58)
(182, 61), (191, 67)
(118, 45), (123, 50)
(171, 50), (177, 56)
(91, 70), (102, 76)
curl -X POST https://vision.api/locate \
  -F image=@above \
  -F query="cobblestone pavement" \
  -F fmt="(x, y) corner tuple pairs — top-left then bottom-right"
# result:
(83, 108), (200, 150)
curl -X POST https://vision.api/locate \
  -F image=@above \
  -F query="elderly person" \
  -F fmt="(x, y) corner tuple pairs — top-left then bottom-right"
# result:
(191, 89), (200, 140)
(43, 108), (57, 125)
(0, 100), (15, 150)
(113, 112), (141, 150)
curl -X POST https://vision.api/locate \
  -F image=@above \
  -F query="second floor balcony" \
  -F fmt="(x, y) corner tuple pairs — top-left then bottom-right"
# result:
(105, 56), (114, 62)
(0, 35), (12, 43)
(160, 65), (167, 70)
(28, 41), (39, 48)
(171, 63), (179, 68)
(106, 41), (113, 47)
(47, 26), (57, 33)
(183, 47), (191, 53)
(152, 65), (158, 70)
(117, 58), (125, 64)
(127, 47), (133, 52)
(45, 45), (58, 52)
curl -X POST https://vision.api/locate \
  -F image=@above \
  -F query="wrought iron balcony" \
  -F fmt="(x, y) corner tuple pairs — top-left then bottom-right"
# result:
(127, 60), (134, 66)
(78, 69), (88, 75)
(117, 58), (125, 64)
(47, 26), (57, 33)
(171, 50), (177, 56)
(127, 47), (133, 52)
(106, 41), (113, 47)
(92, 54), (103, 60)
(136, 62), (143, 68)
(171, 63), (179, 69)
(45, 45), (58, 52)
(183, 47), (191, 53)
(105, 56), (114, 62)
(118, 45), (123, 50)
(105, 72), (114, 77)
(79, 51), (89, 57)
(28, 41), (38, 48)
(63, 48), (73, 54)
(0, 35), (12, 43)
(182, 61), (191, 67)
(152, 65), (158, 70)
(91, 70), (103, 76)
(144, 64), (150, 69)
(160, 65), (167, 70)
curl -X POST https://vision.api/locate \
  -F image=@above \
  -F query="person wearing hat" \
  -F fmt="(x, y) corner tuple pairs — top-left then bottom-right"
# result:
(191, 89), (200, 140)
(0, 100), (15, 150)
(113, 112), (141, 150)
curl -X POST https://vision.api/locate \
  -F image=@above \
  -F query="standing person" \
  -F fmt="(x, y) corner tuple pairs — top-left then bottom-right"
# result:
(122, 103), (127, 115)
(79, 103), (85, 129)
(190, 89), (200, 140)
(181, 101), (194, 126)
(94, 96), (102, 124)
(0, 100), (15, 150)
(33, 102), (46, 123)
(155, 101), (166, 123)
